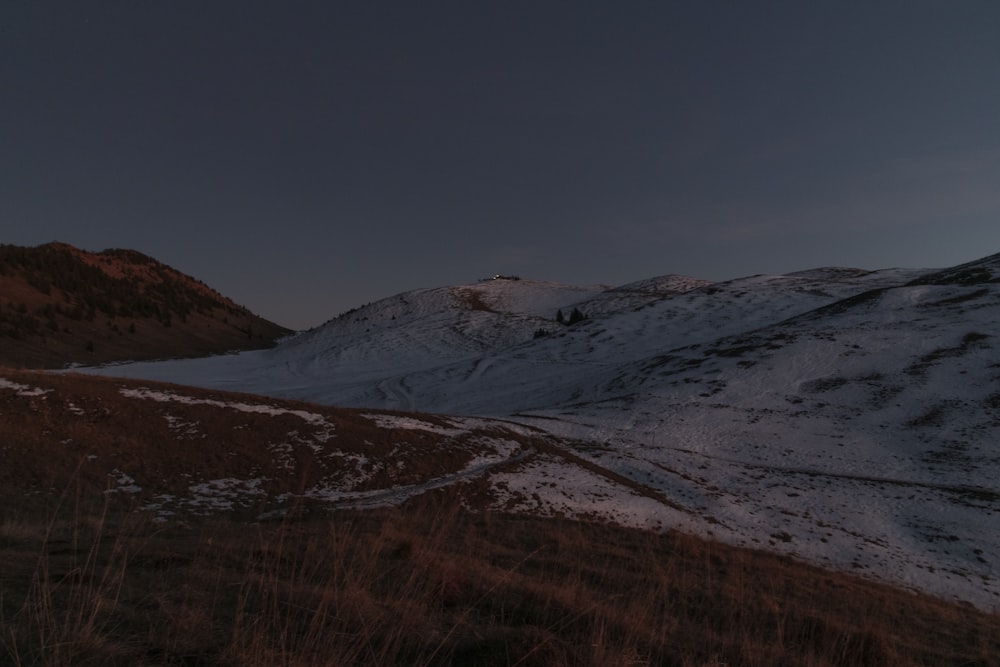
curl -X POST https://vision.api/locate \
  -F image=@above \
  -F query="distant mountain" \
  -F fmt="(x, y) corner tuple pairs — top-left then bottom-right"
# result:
(81, 252), (1000, 609)
(0, 242), (291, 368)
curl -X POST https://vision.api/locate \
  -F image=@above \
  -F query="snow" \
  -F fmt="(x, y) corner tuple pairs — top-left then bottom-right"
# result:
(487, 455), (688, 530)
(294, 441), (529, 510)
(106, 469), (142, 494)
(361, 413), (467, 436)
(0, 378), (51, 397)
(73, 257), (1000, 609)
(163, 414), (203, 439)
(119, 387), (336, 438)
(140, 478), (268, 517)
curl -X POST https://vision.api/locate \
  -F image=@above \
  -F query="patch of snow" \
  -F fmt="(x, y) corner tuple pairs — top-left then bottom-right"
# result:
(488, 455), (688, 531)
(119, 387), (336, 439)
(163, 414), (203, 439)
(361, 413), (466, 436)
(0, 378), (51, 397)
(185, 478), (267, 513)
(105, 469), (142, 494)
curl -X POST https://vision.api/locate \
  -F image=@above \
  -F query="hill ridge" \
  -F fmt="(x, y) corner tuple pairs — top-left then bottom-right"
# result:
(0, 241), (290, 368)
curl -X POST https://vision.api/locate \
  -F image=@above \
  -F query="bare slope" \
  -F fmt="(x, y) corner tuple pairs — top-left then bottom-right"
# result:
(0, 242), (290, 368)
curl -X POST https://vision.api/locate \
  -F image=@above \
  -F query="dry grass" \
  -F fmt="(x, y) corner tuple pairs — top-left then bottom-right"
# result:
(2, 492), (999, 667)
(2, 368), (999, 665)
(0, 369), (538, 521)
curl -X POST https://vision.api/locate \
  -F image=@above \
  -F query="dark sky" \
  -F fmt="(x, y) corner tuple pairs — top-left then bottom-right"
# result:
(4, 2), (1000, 329)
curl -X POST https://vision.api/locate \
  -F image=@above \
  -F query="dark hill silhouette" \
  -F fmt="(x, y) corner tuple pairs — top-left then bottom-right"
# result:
(0, 242), (290, 368)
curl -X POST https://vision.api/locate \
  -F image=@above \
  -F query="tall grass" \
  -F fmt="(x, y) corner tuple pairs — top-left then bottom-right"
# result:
(2, 490), (999, 666)
(1, 500), (130, 665)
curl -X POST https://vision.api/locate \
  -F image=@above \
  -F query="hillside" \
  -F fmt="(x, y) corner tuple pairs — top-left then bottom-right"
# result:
(2, 369), (998, 666)
(0, 242), (290, 368)
(0, 368), (546, 518)
(278, 277), (615, 386)
(80, 252), (1000, 610)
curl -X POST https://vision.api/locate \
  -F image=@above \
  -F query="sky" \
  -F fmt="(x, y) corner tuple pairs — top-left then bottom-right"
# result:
(3, 1), (1000, 330)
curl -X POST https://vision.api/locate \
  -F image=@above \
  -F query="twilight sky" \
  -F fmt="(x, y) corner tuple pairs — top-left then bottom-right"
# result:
(3, 2), (1000, 329)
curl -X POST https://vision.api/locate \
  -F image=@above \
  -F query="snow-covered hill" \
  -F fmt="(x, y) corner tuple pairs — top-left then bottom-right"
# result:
(78, 255), (1000, 609)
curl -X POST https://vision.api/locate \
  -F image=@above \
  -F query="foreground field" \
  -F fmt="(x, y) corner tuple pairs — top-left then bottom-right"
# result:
(2, 368), (999, 665)
(2, 494), (999, 667)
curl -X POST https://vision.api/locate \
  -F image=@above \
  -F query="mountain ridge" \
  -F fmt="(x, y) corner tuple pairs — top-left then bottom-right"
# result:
(0, 242), (291, 368)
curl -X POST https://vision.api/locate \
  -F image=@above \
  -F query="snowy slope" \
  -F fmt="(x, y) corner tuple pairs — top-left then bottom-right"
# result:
(497, 263), (1000, 609)
(77, 255), (1000, 609)
(85, 278), (612, 405)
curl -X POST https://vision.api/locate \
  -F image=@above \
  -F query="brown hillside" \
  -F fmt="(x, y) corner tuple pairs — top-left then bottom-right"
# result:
(0, 368), (540, 518)
(0, 242), (291, 368)
(1, 368), (998, 666)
